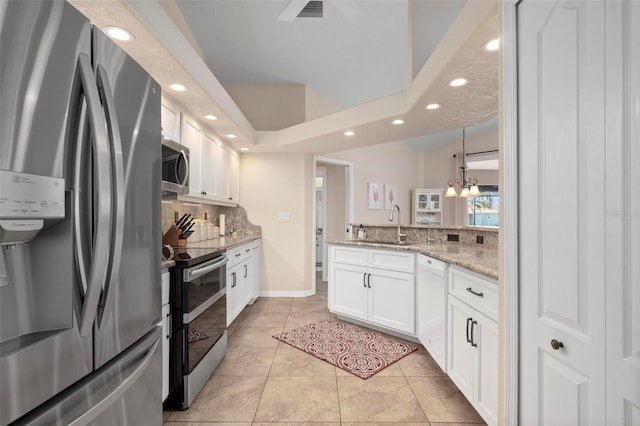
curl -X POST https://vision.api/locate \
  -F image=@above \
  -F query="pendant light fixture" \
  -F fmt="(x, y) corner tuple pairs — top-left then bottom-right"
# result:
(445, 128), (480, 197)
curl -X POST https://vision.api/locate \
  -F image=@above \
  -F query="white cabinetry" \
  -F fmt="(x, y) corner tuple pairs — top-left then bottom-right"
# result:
(228, 151), (239, 202)
(417, 255), (448, 372)
(226, 241), (255, 326)
(161, 98), (181, 141)
(181, 119), (202, 195)
(447, 266), (498, 426)
(214, 145), (239, 203)
(161, 100), (240, 206)
(200, 134), (218, 198)
(216, 144), (229, 201)
(411, 188), (443, 225)
(329, 245), (415, 335)
(249, 240), (261, 303)
(160, 271), (171, 402)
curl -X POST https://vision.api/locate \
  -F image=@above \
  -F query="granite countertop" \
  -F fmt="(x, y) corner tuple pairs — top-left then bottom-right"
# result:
(178, 234), (260, 251)
(328, 239), (498, 280)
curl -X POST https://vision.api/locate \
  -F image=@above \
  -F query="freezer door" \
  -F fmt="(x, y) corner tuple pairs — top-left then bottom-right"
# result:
(16, 327), (162, 426)
(91, 30), (162, 368)
(0, 3), (95, 425)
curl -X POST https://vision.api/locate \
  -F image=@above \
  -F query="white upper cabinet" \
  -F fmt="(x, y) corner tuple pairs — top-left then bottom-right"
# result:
(160, 99), (181, 141)
(216, 143), (230, 201)
(166, 102), (240, 206)
(412, 188), (443, 225)
(229, 151), (239, 202)
(201, 134), (217, 198)
(181, 119), (202, 196)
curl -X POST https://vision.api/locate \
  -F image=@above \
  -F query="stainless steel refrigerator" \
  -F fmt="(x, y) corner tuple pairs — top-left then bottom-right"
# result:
(0, 1), (162, 424)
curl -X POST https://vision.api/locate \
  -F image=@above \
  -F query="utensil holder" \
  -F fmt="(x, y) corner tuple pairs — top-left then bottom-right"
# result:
(162, 225), (187, 246)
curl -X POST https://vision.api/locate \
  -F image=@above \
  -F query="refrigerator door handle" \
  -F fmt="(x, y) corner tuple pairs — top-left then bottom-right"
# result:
(67, 339), (160, 426)
(74, 53), (113, 337)
(94, 65), (125, 325)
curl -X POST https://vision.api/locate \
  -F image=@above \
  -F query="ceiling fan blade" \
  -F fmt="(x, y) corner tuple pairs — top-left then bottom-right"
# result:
(277, 0), (309, 22)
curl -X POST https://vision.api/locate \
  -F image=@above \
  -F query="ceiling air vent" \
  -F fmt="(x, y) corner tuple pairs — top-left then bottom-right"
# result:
(297, 1), (323, 18)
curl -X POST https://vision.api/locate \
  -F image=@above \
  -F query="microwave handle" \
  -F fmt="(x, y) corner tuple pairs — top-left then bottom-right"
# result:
(176, 149), (189, 189)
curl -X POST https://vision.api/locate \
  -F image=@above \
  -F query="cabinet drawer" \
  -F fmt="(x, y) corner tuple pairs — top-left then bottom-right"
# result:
(331, 245), (367, 266)
(449, 266), (498, 321)
(368, 249), (415, 273)
(228, 243), (252, 267)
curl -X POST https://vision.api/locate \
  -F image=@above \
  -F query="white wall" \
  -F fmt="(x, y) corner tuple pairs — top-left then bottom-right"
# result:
(423, 128), (499, 225)
(239, 153), (313, 294)
(327, 141), (423, 226)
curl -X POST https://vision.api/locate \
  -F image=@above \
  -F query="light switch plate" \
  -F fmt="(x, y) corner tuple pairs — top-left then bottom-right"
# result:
(277, 212), (291, 222)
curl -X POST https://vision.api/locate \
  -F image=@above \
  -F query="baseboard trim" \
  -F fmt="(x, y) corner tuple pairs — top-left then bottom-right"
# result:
(259, 289), (315, 298)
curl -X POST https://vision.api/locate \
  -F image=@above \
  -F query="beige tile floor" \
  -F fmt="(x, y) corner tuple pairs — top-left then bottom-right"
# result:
(163, 274), (485, 425)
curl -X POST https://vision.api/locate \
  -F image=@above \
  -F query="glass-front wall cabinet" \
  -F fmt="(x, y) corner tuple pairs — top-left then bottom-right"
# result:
(412, 188), (443, 225)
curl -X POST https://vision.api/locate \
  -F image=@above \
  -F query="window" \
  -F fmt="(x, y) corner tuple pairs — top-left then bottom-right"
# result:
(468, 185), (499, 227)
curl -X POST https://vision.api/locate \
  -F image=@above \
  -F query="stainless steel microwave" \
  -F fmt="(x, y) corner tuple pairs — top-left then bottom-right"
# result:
(162, 137), (189, 194)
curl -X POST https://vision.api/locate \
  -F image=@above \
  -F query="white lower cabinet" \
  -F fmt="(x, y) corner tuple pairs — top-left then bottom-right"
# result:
(329, 245), (415, 335)
(226, 241), (256, 326)
(249, 240), (261, 303)
(160, 271), (170, 402)
(447, 267), (498, 426)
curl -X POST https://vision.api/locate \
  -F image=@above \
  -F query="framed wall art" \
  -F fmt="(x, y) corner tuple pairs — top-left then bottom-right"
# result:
(384, 184), (398, 209)
(368, 182), (383, 210)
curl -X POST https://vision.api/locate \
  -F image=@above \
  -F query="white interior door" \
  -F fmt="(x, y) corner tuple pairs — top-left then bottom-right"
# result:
(518, 0), (607, 424)
(604, 1), (640, 424)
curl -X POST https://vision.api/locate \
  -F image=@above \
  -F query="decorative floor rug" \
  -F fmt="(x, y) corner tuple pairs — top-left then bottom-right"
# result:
(273, 319), (418, 379)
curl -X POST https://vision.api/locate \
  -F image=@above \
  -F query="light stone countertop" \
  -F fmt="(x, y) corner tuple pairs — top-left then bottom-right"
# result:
(178, 234), (260, 251)
(328, 239), (498, 281)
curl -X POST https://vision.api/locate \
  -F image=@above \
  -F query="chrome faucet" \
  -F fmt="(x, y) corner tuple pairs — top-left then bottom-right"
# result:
(426, 220), (435, 244)
(388, 204), (407, 243)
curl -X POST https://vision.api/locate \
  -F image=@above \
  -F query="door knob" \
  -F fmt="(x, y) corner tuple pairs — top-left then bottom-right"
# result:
(550, 339), (564, 350)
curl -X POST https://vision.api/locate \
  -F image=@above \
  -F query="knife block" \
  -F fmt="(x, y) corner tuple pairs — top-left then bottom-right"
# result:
(162, 225), (186, 247)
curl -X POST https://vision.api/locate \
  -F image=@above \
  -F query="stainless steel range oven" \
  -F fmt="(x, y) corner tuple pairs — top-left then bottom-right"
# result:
(168, 248), (228, 409)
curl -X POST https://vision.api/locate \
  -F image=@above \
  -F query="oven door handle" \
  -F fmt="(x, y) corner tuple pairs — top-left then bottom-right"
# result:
(183, 256), (228, 282)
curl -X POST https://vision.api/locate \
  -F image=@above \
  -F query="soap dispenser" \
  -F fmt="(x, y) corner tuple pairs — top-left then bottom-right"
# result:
(357, 224), (365, 239)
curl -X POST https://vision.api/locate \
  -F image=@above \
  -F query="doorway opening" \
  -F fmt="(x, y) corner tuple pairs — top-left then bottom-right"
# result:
(312, 156), (354, 291)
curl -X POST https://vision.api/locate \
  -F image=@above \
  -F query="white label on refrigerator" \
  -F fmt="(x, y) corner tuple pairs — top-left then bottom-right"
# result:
(0, 170), (65, 219)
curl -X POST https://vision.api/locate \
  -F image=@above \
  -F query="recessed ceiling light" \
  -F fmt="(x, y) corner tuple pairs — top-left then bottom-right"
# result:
(240, 147), (249, 151)
(484, 38), (500, 51)
(226, 134), (237, 139)
(170, 83), (187, 92)
(205, 114), (218, 121)
(105, 27), (134, 42)
(344, 131), (355, 137)
(425, 103), (441, 110)
(392, 119), (405, 125)
(449, 78), (468, 87)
